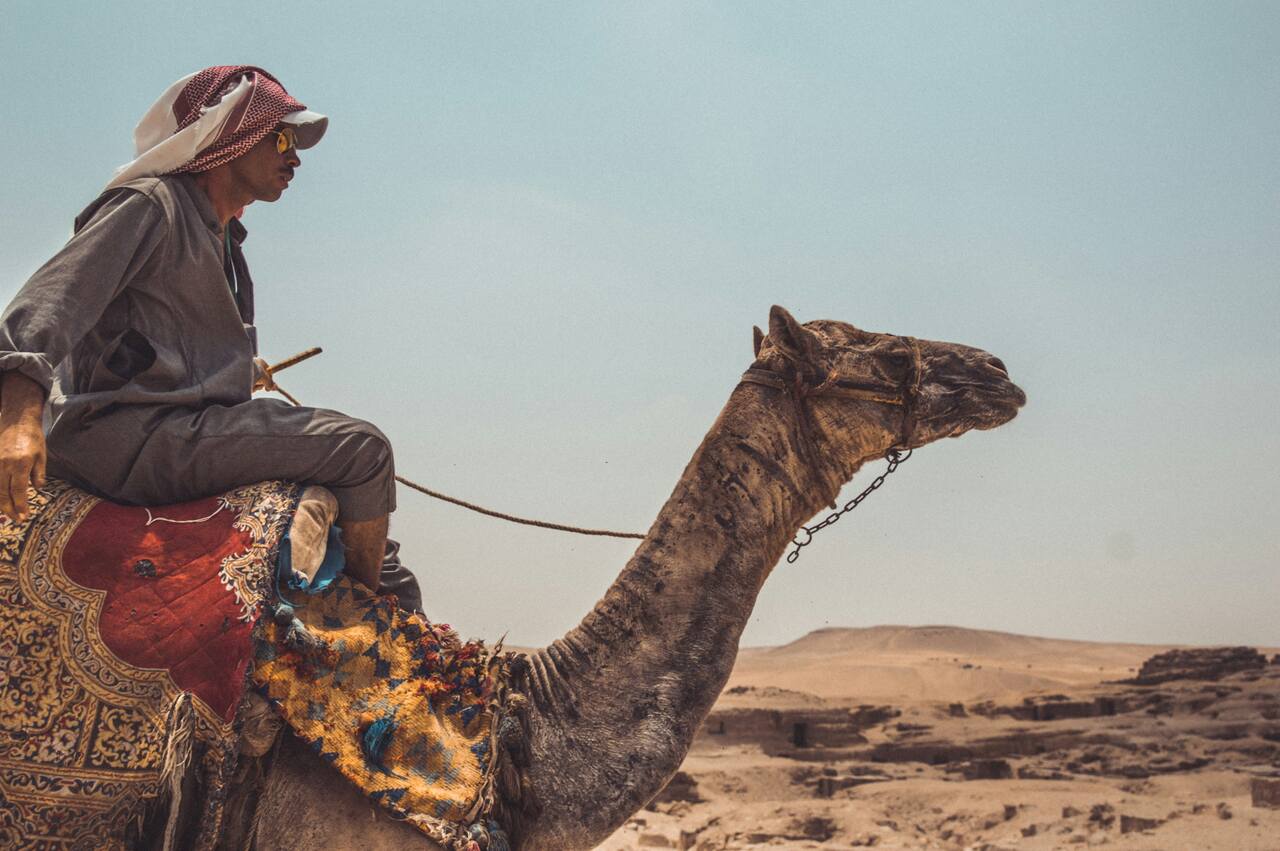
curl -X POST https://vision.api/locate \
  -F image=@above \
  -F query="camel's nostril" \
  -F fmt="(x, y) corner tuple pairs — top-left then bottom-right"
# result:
(989, 357), (1007, 375)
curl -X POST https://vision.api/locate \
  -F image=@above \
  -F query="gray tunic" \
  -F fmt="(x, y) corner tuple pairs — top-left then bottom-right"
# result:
(0, 174), (420, 609)
(2, 177), (255, 422)
(0, 174), (409, 559)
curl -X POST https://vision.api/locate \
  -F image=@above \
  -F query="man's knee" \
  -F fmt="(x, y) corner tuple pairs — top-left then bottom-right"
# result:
(338, 420), (394, 480)
(319, 416), (396, 520)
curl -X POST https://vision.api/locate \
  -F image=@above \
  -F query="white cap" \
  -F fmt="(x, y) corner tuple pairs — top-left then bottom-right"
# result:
(281, 109), (329, 149)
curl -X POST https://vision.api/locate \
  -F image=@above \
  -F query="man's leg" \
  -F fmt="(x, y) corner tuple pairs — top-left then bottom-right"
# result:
(339, 514), (389, 591)
(87, 400), (419, 602)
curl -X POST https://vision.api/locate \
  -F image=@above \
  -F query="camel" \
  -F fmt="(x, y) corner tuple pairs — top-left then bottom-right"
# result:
(250, 306), (1026, 850)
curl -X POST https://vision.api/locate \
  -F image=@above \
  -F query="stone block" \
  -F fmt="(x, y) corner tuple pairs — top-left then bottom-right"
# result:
(1252, 777), (1280, 809)
(1119, 815), (1162, 833)
(961, 759), (1013, 780)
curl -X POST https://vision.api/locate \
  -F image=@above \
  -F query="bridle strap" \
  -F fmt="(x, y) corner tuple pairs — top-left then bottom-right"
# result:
(739, 335), (922, 448)
(740, 369), (905, 406)
(897, 336), (922, 449)
(738, 335), (923, 563)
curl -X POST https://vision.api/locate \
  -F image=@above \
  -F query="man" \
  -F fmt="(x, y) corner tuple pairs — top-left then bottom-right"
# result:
(0, 66), (421, 610)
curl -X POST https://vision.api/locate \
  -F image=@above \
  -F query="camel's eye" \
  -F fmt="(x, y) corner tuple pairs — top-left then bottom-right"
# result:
(885, 354), (911, 373)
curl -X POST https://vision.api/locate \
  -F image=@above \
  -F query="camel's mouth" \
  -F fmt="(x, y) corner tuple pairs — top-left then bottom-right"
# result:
(939, 350), (1026, 434)
(980, 377), (1027, 430)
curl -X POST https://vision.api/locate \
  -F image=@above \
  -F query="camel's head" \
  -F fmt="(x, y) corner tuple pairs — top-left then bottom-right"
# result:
(751, 306), (1026, 470)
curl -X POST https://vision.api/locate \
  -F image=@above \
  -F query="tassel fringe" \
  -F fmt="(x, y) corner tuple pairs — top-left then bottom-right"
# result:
(158, 692), (196, 851)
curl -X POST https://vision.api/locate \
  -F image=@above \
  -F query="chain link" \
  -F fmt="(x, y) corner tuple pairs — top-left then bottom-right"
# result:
(785, 448), (911, 564)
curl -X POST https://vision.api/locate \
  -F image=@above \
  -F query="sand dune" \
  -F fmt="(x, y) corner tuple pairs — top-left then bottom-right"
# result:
(748, 625), (1175, 662)
(728, 625), (1199, 702)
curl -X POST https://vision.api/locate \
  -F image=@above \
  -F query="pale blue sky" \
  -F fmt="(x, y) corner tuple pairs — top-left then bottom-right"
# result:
(2, 2), (1276, 648)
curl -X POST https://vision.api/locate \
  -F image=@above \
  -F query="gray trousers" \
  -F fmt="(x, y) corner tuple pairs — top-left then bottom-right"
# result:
(48, 397), (422, 612)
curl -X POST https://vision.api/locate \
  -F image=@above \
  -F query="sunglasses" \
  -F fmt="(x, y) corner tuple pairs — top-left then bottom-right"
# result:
(273, 126), (298, 154)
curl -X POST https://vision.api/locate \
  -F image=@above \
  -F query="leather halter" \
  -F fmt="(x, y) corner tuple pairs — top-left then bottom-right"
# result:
(738, 335), (923, 450)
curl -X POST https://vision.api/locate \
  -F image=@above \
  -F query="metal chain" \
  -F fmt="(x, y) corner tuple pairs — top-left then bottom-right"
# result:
(786, 447), (911, 563)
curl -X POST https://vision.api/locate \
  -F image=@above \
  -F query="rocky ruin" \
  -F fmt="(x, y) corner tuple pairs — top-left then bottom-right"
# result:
(1123, 646), (1268, 685)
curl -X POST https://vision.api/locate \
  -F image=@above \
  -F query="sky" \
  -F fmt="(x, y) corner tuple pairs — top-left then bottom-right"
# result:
(1, 2), (1276, 649)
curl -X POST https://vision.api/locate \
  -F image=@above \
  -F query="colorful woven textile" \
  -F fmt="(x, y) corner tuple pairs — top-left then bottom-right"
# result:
(1, 479), (517, 850)
(0, 479), (296, 850)
(253, 580), (511, 850)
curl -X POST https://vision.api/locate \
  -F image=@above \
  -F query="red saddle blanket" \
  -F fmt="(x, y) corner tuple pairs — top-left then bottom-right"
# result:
(0, 479), (295, 850)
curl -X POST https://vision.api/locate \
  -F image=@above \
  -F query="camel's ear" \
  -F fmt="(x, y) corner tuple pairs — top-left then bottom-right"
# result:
(752, 326), (764, 356)
(768, 305), (820, 359)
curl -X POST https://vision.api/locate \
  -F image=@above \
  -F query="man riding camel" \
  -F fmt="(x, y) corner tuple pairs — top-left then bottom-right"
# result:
(0, 65), (422, 611)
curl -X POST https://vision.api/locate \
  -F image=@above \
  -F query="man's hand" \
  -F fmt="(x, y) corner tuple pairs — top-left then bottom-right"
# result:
(252, 357), (277, 393)
(0, 371), (47, 522)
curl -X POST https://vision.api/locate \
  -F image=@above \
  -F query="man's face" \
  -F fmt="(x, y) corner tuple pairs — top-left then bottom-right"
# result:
(228, 125), (301, 203)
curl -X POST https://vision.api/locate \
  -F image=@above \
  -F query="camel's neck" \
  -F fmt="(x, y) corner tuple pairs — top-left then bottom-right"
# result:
(550, 386), (835, 700)
(520, 384), (845, 849)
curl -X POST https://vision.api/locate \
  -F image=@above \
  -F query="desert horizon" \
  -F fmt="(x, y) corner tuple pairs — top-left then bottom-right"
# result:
(730, 624), (1280, 701)
(596, 624), (1280, 849)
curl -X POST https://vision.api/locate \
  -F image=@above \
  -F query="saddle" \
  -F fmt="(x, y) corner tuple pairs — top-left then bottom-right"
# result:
(0, 480), (520, 850)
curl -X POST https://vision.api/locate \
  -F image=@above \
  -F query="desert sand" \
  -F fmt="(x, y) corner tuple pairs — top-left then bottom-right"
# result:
(593, 626), (1280, 850)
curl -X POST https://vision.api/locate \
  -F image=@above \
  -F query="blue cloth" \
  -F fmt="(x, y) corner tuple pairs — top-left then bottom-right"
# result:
(277, 525), (346, 594)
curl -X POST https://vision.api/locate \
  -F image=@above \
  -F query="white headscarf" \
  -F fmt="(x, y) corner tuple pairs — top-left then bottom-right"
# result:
(105, 67), (327, 191)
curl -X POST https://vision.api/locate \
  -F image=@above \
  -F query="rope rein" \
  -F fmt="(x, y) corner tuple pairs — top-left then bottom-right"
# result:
(257, 349), (644, 540)
(392, 474), (643, 540)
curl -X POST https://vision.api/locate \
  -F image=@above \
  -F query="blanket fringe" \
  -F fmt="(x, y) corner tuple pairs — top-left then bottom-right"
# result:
(158, 692), (196, 851)
(489, 653), (540, 848)
(397, 651), (539, 851)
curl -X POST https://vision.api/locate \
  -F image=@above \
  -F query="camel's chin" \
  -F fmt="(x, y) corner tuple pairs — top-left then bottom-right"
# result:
(982, 403), (1024, 431)
(975, 383), (1026, 431)
(933, 408), (1019, 441)
(974, 417), (1014, 434)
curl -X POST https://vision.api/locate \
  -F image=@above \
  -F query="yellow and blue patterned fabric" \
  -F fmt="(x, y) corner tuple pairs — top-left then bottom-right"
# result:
(252, 578), (512, 850)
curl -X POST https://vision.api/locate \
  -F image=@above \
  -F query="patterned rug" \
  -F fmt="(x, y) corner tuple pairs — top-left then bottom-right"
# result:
(0, 479), (296, 850)
(254, 581), (515, 850)
(0, 480), (520, 850)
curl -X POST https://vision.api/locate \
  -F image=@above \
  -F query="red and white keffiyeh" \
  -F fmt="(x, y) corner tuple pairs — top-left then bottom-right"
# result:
(106, 65), (327, 191)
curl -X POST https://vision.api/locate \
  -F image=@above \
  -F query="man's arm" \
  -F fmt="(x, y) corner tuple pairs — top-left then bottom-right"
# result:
(0, 372), (46, 521)
(0, 189), (168, 390)
(0, 188), (169, 521)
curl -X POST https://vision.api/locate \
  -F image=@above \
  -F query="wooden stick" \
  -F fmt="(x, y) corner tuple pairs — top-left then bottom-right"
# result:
(267, 347), (323, 375)
(272, 381), (303, 407)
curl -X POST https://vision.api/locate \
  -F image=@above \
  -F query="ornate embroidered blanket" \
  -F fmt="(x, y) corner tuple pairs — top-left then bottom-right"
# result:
(0, 479), (296, 850)
(0, 480), (518, 851)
